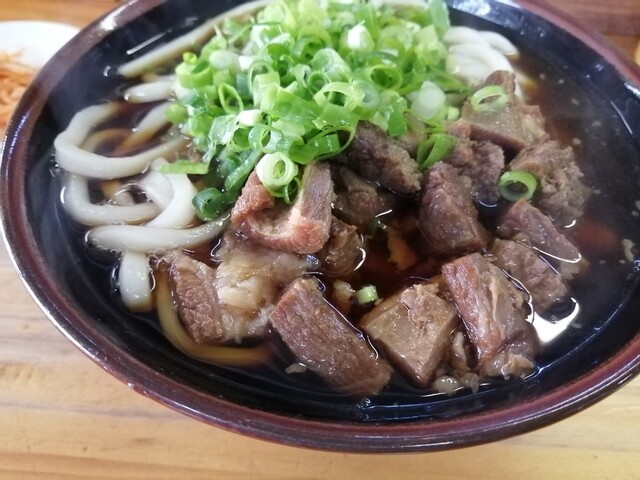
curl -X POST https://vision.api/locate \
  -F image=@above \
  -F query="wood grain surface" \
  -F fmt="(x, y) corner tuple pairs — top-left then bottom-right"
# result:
(1, 1), (639, 479)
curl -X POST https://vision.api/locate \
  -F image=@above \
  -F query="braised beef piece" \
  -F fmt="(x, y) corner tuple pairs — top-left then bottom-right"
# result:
(317, 216), (364, 276)
(360, 282), (459, 388)
(441, 253), (539, 378)
(460, 71), (548, 152)
(491, 239), (569, 312)
(496, 199), (582, 271)
(214, 233), (315, 341)
(164, 250), (223, 344)
(419, 162), (490, 254)
(269, 277), (392, 397)
(332, 166), (397, 230)
(510, 140), (589, 226)
(231, 162), (333, 254)
(230, 169), (274, 225)
(446, 120), (505, 204)
(164, 233), (313, 345)
(341, 121), (421, 194)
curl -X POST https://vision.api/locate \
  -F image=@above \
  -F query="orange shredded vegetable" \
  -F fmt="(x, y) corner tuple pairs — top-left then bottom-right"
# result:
(0, 50), (36, 134)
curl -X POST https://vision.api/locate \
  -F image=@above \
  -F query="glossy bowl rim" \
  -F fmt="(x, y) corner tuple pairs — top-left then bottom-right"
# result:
(1, 0), (639, 453)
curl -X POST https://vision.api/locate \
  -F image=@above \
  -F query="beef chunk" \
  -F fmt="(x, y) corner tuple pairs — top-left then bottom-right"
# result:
(496, 199), (582, 274)
(460, 71), (548, 152)
(419, 162), (489, 254)
(332, 166), (397, 230)
(317, 216), (364, 276)
(342, 121), (421, 194)
(492, 239), (569, 311)
(446, 121), (505, 204)
(360, 282), (459, 388)
(164, 250), (224, 344)
(214, 233), (314, 340)
(269, 277), (392, 396)
(230, 169), (274, 225)
(510, 140), (590, 226)
(441, 253), (539, 378)
(231, 162), (333, 254)
(164, 233), (313, 345)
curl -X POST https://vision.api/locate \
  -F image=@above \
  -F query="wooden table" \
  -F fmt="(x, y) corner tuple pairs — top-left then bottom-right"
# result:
(1, 1), (639, 478)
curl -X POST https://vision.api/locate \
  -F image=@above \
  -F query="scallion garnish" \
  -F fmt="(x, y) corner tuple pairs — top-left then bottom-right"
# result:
(470, 85), (509, 112)
(165, 0), (467, 219)
(192, 187), (234, 220)
(498, 171), (538, 201)
(255, 152), (299, 193)
(416, 133), (459, 170)
(356, 284), (379, 305)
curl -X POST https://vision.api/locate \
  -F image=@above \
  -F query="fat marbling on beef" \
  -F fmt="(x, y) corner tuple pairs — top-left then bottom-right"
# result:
(231, 162), (333, 254)
(164, 232), (313, 344)
(360, 282), (459, 388)
(441, 253), (539, 378)
(269, 276), (393, 397)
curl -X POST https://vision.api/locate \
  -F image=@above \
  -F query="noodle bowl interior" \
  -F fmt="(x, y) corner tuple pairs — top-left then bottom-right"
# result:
(52, 0), (639, 403)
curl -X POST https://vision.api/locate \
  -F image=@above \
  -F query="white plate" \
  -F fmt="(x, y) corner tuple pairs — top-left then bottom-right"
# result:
(0, 20), (79, 67)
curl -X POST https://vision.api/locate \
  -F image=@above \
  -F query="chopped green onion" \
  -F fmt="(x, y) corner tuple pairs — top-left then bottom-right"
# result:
(416, 133), (458, 170)
(363, 64), (403, 91)
(498, 171), (538, 201)
(176, 58), (213, 89)
(218, 84), (244, 113)
(342, 23), (375, 52)
(164, 103), (188, 124)
(255, 152), (299, 191)
(410, 82), (446, 121)
(170, 0), (460, 211)
(429, 0), (451, 37)
(159, 160), (210, 175)
(193, 187), (233, 221)
(356, 285), (379, 305)
(224, 149), (261, 192)
(470, 85), (509, 112)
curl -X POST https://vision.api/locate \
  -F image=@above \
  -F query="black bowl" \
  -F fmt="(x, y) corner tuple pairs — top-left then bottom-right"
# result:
(1, 0), (640, 452)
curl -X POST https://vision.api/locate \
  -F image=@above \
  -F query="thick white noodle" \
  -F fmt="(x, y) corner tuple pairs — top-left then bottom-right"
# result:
(117, 102), (171, 153)
(62, 173), (159, 226)
(146, 161), (198, 228)
(444, 27), (518, 57)
(444, 27), (519, 88)
(119, 250), (153, 311)
(88, 215), (230, 254)
(137, 169), (174, 209)
(117, 0), (274, 78)
(123, 80), (174, 103)
(54, 104), (186, 179)
(118, 18), (221, 78)
(478, 31), (518, 56)
(444, 26), (491, 46)
(447, 44), (514, 87)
